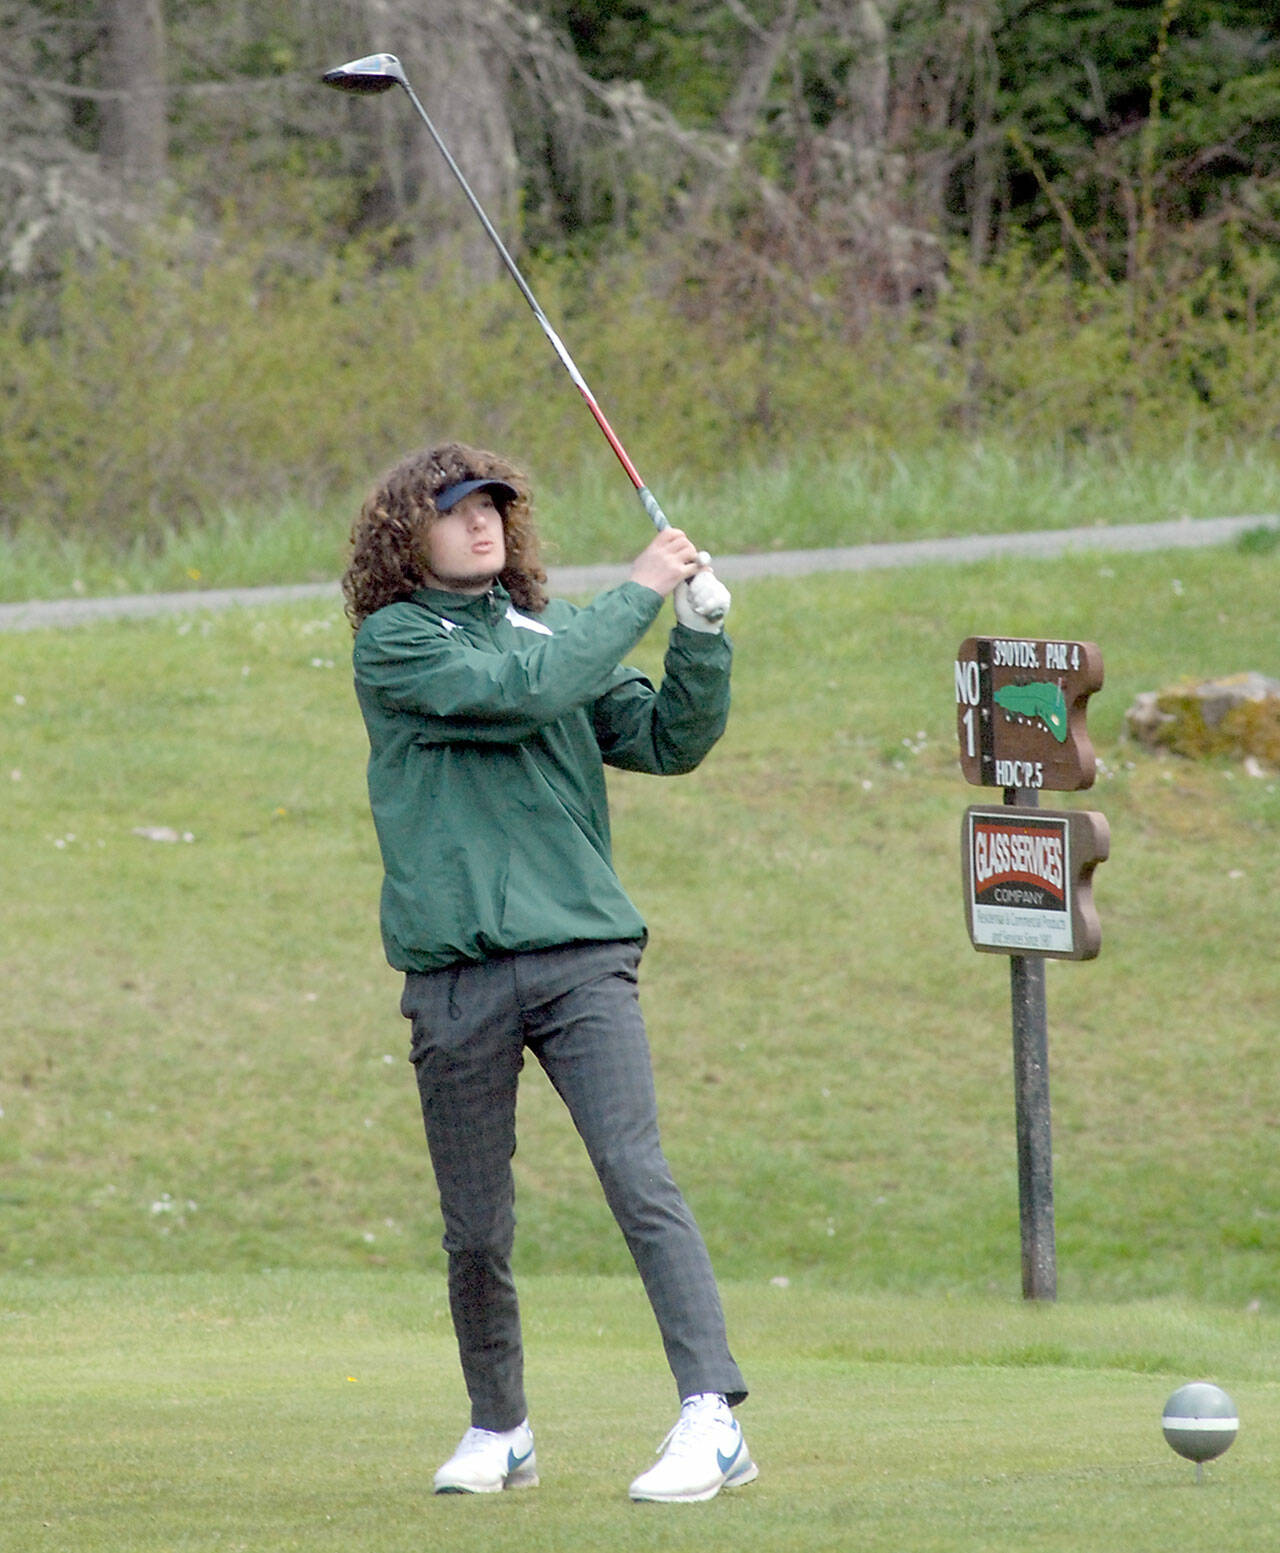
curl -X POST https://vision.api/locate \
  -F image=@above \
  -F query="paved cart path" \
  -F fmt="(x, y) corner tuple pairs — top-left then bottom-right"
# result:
(1, 513), (1276, 631)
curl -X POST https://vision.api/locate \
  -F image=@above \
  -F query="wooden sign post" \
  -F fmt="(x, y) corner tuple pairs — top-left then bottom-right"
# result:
(954, 637), (1108, 1302)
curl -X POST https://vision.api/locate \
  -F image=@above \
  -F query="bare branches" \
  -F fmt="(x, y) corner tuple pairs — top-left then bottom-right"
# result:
(0, 147), (121, 284)
(0, 69), (316, 103)
(2, 0), (1277, 323)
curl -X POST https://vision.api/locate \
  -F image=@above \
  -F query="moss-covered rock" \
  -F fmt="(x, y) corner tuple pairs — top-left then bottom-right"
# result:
(1126, 673), (1280, 766)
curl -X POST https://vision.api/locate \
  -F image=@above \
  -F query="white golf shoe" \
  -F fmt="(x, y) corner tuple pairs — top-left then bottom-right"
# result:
(433, 1418), (538, 1494)
(628, 1393), (758, 1503)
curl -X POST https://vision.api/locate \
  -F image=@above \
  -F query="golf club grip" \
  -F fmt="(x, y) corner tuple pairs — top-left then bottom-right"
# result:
(638, 486), (725, 620)
(635, 487), (669, 531)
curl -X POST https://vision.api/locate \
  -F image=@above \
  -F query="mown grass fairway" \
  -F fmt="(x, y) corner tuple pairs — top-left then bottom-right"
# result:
(3, 1272), (1277, 1553)
(3, 539), (1279, 1547)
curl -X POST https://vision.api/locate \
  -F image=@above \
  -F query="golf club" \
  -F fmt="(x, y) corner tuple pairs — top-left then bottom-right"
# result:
(322, 51), (727, 620)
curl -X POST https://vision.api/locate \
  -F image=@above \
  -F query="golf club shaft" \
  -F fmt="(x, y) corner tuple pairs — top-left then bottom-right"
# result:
(397, 79), (670, 533)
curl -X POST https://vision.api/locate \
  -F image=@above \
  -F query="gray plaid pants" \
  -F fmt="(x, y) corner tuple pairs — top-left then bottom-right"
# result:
(401, 938), (747, 1432)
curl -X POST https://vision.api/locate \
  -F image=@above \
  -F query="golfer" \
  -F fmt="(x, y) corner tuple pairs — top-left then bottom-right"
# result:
(342, 442), (753, 1503)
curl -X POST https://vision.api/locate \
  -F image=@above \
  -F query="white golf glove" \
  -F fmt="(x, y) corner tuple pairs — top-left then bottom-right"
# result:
(673, 553), (731, 632)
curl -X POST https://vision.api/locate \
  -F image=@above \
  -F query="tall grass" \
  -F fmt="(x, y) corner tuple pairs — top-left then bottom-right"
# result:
(3, 439), (1280, 603)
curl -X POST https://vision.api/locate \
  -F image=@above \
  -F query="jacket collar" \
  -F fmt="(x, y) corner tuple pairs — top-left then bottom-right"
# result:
(409, 581), (510, 616)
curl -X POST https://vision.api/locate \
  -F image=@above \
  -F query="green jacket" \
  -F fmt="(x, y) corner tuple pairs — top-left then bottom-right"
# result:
(352, 579), (731, 971)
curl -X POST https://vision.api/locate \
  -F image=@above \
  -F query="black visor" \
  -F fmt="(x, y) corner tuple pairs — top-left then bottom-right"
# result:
(433, 477), (519, 513)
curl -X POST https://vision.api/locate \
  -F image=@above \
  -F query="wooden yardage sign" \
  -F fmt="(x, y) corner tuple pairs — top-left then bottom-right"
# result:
(954, 637), (1104, 791)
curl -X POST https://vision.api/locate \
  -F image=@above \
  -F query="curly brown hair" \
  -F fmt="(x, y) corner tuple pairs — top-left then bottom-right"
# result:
(341, 442), (549, 628)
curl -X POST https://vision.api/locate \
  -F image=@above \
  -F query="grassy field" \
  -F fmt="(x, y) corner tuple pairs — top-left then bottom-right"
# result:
(2, 535), (1279, 1547)
(3, 540), (1278, 1296)
(3, 1271), (1276, 1553)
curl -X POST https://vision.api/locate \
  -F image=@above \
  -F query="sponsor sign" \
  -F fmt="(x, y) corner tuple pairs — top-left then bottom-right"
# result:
(954, 637), (1104, 791)
(962, 806), (1109, 960)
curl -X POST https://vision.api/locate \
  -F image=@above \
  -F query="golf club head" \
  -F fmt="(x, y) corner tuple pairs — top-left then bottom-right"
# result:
(321, 53), (407, 94)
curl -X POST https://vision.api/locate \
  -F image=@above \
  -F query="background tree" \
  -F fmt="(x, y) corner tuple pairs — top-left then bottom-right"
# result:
(98, 0), (168, 195)
(3, 0), (1278, 298)
(322, 0), (519, 277)
(3, 0), (1280, 544)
